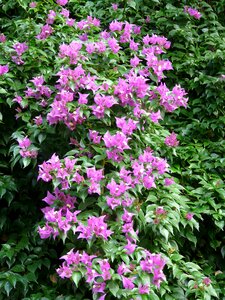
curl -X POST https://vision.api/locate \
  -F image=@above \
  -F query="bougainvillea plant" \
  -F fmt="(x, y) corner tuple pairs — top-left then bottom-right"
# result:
(0, 0), (219, 299)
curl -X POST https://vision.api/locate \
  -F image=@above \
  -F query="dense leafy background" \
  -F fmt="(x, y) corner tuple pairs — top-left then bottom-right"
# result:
(0, 0), (224, 299)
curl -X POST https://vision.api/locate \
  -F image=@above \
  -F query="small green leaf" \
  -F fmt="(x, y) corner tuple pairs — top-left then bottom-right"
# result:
(22, 157), (31, 168)
(108, 281), (119, 297)
(0, 88), (7, 94)
(72, 272), (82, 287)
(127, 0), (136, 9)
(11, 265), (25, 273)
(4, 281), (12, 297)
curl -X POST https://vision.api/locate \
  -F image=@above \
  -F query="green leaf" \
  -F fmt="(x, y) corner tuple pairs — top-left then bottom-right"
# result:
(127, 0), (136, 10)
(0, 88), (7, 94)
(11, 265), (25, 273)
(206, 285), (218, 297)
(94, 154), (106, 164)
(22, 157), (31, 168)
(4, 281), (12, 297)
(160, 228), (169, 242)
(108, 281), (119, 297)
(72, 272), (82, 287)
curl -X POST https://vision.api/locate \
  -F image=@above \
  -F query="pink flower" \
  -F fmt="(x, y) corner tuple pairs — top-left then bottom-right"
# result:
(124, 239), (136, 254)
(18, 137), (31, 148)
(99, 259), (111, 280)
(12, 56), (24, 65)
(129, 40), (139, 51)
(115, 117), (138, 135)
(18, 136), (38, 159)
(117, 263), (131, 275)
(106, 196), (121, 210)
(121, 209), (134, 223)
(30, 75), (45, 87)
(56, 262), (72, 278)
(20, 149), (38, 159)
(143, 175), (155, 189)
(165, 132), (179, 147)
(86, 43), (95, 54)
(13, 95), (22, 105)
(100, 30), (110, 40)
(0, 65), (9, 75)
(95, 41), (106, 53)
(66, 18), (75, 26)
(185, 6), (202, 19)
(133, 25), (141, 34)
(76, 216), (112, 240)
(109, 20), (123, 32)
(47, 10), (56, 24)
(87, 16), (101, 27)
(79, 33), (88, 41)
(99, 294), (106, 300)
(60, 249), (80, 265)
(86, 266), (100, 283)
(0, 34), (6, 42)
(145, 16), (150, 23)
(89, 130), (101, 144)
(130, 56), (140, 67)
(78, 92), (88, 104)
(36, 24), (53, 40)
(122, 276), (135, 290)
(56, 0), (68, 5)
(13, 42), (28, 56)
(139, 284), (150, 294)
(112, 3), (118, 10)
(148, 34), (171, 49)
(156, 83), (188, 111)
(164, 178), (174, 186)
(153, 268), (166, 288)
(38, 224), (55, 239)
(60, 8), (70, 18)
(122, 197), (133, 207)
(203, 277), (211, 286)
(155, 206), (166, 215)
(152, 157), (168, 174)
(29, 2), (37, 8)
(106, 179), (128, 197)
(108, 38), (121, 53)
(93, 281), (106, 293)
(186, 212), (194, 220)
(87, 167), (104, 182)
(103, 131), (130, 151)
(91, 94), (117, 118)
(150, 110), (162, 123)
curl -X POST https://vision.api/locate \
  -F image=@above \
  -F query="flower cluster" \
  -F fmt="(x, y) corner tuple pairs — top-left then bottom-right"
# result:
(155, 83), (188, 112)
(57, 246), (166, 298)
(12, 42), (28, 65)
(18, 137), (38, 158)
(165, 132), (179, 147)
(38, 154), (77, 189)
(25, 75), (52, 107)
(29, 14), (189, 297)
(140, 251), (166, 288)
(76, 216), (113, 240)
(184, 6), (202, 19)
(36, 24), (53, 40)
(7, 4), (195, 298)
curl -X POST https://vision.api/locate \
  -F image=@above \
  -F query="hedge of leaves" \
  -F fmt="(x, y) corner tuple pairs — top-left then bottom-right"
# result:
(0, 0), (224, 299)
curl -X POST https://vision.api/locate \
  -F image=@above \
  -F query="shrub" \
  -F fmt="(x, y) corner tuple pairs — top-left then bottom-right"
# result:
(0, 0), (223, 299)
